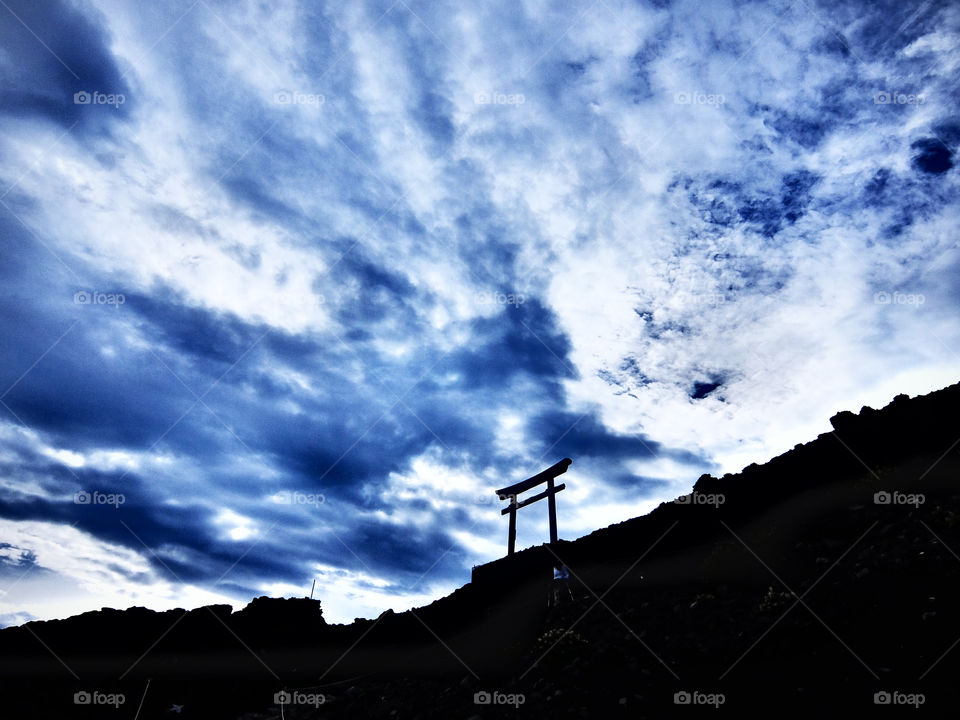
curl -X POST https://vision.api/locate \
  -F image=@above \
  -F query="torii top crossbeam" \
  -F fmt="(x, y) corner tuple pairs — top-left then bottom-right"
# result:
(496, 458), (572, 556)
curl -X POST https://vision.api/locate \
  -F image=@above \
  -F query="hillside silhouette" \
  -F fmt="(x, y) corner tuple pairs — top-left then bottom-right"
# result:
(1, 381), (959, 717)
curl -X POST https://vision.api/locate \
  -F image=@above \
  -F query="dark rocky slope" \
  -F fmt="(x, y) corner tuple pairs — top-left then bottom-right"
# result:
(2, 381), (959, 717)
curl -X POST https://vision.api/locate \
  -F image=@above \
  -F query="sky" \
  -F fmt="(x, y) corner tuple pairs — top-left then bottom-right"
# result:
(0, 0), (958, 626)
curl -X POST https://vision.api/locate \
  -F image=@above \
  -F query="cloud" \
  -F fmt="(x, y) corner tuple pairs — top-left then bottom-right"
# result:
(0, 0), (132, 137)
(0, 0), (958, 625)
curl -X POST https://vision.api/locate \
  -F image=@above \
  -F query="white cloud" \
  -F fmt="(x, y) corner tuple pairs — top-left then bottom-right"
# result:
(0, 520), (240, 624)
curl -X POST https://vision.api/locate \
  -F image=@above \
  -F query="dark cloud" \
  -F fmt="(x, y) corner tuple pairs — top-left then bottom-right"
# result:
(674, 170), (818, 261)
(0, 0), (131, 136)
(737, 195), (784, 238)
(447, 298), (577, 392)
(527, 410), (656, 462)
(0, 544), (38, 569)
(780, 170), (820, 225)
(911, 138), (953, 175)
(862, 167), (893, 207)
(220, 175), (303, 225)
(691, 380), (721, 400)
(815, 0), (949, 59)
(414, 91), (456, 148)
(767, 111), (831, 150)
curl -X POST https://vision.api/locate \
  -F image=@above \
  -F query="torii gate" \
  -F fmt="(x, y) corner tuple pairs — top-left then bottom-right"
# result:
(496, 458), (571, 556)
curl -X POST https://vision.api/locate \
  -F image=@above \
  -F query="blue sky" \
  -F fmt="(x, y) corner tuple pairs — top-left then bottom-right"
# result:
(0, 0), (958, 625)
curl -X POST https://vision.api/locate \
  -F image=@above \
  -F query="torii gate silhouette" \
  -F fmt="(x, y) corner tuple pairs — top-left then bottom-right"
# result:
(496, 458), (571, 556)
